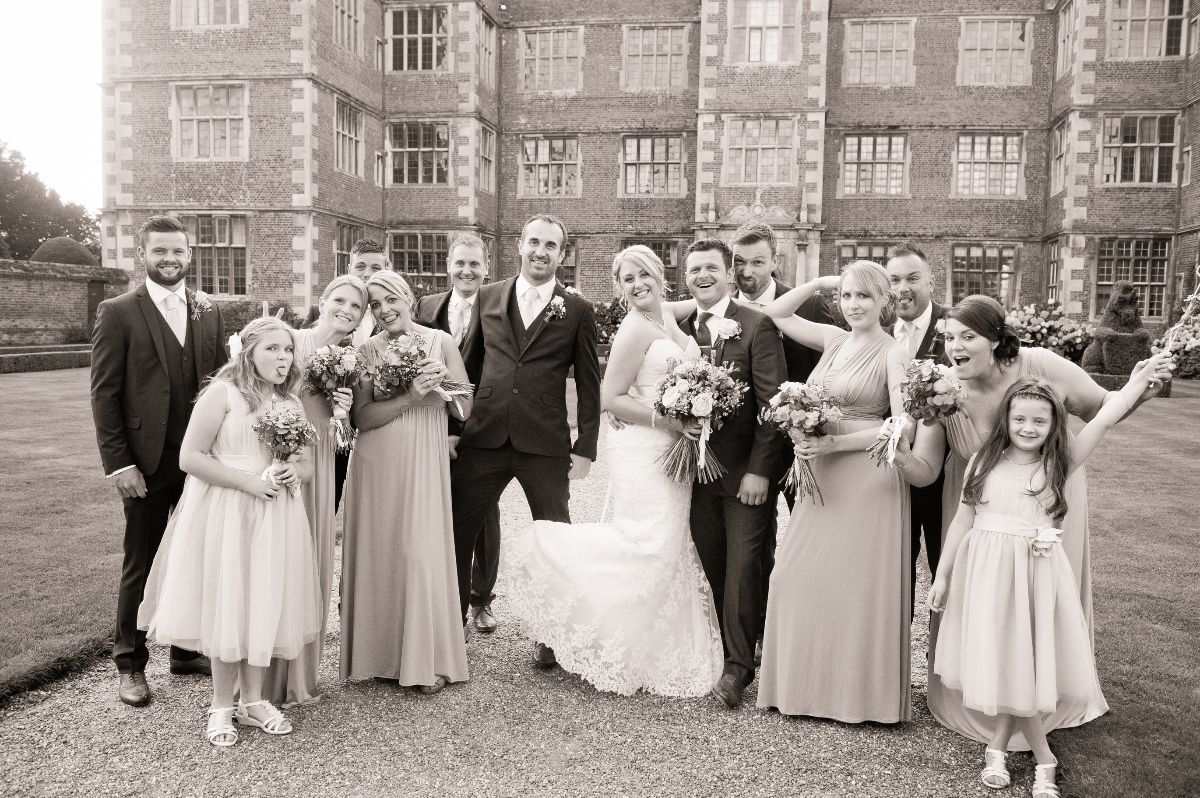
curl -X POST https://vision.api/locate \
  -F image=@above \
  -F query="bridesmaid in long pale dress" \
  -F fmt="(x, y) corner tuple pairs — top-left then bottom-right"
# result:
(757, 260), (911, 723)
(262, 275), (367, 706)
(895, 295), (1173, 746)
(341, 270), (471, 693)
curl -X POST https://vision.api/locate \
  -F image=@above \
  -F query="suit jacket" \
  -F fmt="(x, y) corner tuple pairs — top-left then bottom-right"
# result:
(459, 277), (601, 460)
(90, 284), (227, 476)
(891, 301), (947, 364)
(416, 289), (485, 436)
(680, 300), (787, 494)
(773, 282), (834, 383)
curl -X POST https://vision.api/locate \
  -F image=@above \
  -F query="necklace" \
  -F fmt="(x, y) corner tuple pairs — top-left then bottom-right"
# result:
(636, 308), (665, 329)
(1001, 449), (1040, 466)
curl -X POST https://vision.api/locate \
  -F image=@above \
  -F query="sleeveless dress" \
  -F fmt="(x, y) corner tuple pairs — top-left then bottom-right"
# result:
(757, 331), (912, 723)
(929, 347), (1100, 747)
(138, 384), (322, 667)
(263, 328), (338, 705)
(933, 461), (1107, 727)
(340, 327), (468, 686)
(504, 337), (724, 697)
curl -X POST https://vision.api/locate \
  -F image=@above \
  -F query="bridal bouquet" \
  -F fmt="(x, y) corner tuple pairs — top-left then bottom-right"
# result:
(867, 359), (965, 466)
(654, 359), (747, 484)
(252, 404), (318, 495)
(303, 344), (367, 453)
(759, 382), (842, 504)
(371, 332), (474, 412)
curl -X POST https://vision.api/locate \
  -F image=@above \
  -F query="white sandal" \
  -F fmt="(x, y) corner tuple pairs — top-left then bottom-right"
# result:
(981, 748), (1011, 789)
(206, 706), (238, 747)
(234, 699), (292, 735)
(1032, 761), (1061, 798)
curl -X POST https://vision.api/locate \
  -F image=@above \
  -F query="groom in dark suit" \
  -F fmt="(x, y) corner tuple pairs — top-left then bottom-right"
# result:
(90, 215), (227, 706)
(884, 242), (947, 612)
(450, 215), (601, 662)
(680, 238), (787, 708)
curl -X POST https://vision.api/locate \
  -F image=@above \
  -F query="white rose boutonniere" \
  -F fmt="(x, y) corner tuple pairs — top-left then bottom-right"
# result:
(190, 290), (213, 321)
(563, 286), (582, 297)
(545, 295), (567, 321)
(712, 318), (741, 341)
(1030, 527), (1063, 558)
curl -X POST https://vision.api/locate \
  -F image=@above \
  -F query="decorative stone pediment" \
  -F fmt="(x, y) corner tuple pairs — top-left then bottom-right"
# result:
(718, 188), (801, 226)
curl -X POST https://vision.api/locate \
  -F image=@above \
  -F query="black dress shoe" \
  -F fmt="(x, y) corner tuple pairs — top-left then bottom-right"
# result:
(532, 643), (557, 669)
(711, 673), (744, 709)
(754, 638), (763, 668)
(119, 672), (151, 707)
(170, 656), (212, 677)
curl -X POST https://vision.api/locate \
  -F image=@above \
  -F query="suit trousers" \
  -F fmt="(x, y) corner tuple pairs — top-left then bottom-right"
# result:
(112, 445), (198, 673)
(468, 504), (502, 608)
(909, 471), (945, 615)
(690, 479), (773, 686)
(451, 442), (570, 622)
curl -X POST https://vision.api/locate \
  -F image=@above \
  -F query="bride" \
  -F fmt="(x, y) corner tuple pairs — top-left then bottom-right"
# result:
(504, 245), (724, 697)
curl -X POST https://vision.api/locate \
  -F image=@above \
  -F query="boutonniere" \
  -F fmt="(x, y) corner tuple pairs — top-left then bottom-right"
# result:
(563, 286), (582, 297)
(545, 296), (567, 321)
(190, 290), (213, 321)
(712, 318), (741, 341)
(934, 318), (948, 335)
(1030, 527), (1062, 558)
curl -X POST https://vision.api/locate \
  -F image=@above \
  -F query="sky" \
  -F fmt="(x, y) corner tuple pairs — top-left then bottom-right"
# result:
(0, 2), (103, 211)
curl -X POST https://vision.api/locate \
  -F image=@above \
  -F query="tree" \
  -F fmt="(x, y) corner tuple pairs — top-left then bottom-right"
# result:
(0, 141), (99, 260)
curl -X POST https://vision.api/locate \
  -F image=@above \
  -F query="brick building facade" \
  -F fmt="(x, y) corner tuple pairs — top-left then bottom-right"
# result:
(101, 0), (1196, 323)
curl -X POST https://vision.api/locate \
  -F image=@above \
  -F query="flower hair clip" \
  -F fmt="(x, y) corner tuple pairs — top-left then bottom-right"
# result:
(1030, 527), (1062, 558)
(227, 331), (243, 357)
(545, 296), (567, 321)
(190, 290), (213, 321)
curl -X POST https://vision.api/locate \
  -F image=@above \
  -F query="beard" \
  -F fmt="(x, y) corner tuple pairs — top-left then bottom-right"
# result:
(146, 261), (191, 287)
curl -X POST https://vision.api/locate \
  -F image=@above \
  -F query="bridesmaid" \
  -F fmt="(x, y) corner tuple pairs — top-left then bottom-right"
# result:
(894, 294), (1172, 746)
(341, 270), (471, 693)
(262, 275), (367, 706)
(757, 260), (912, 723)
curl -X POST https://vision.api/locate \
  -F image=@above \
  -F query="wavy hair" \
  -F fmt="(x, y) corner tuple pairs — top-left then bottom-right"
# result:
(208, 317), (301, 410)
(840, 260), (897, 327)
(611, 245), (667, 304)
(947, 295), (1021, 364)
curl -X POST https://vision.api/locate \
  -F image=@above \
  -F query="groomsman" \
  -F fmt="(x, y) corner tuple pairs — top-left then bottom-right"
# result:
(90, 215), (227, 706)
(680, 239), (787, 708)
(884, 242), (946, 610)
(415, 234), (502, 633)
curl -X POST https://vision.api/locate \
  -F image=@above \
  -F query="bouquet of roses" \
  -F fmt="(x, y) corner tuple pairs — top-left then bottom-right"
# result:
(758, 382), (842, 504)
(371, 332), (474, 412)
(867, 358), (965, 466)
(252, 403), (318, 495)
(654, 358), (748, 484)
(303, 344), (367, 453)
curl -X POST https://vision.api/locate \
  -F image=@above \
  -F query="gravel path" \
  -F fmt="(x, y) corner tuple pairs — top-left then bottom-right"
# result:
(1, 429), (1036, 798)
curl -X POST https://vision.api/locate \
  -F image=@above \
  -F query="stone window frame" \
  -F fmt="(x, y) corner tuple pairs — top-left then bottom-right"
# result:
(1056, 1), (1077, 78)
(1107, 0), (1187, 60)
(479, 14), (498, 88)
(619, 134), (687, 197)
(388, 6), (450, 73)
(951, 132), (1026, 199)
(1183, 145), (1193, 186)
(621, 24), (690, 91)
(1045, 238), (1062, 304)
(335, 222), (364, 277)
(1100, 112), (1180, 186)
(956, 17), (1034, 86)
(837, 132), (910, 198)
(334, 0), (364, 56)
(1050, 120), (1068, 196)
(520, 27), (585, 93)
(374, 151), (386, 186)
(726, 0), (801, 65)
(389, 230), (451, 291)
(1094, 237), (1171, 319)
(387, 120), (451, 186)
(842, 18), (916, 87)
(723, 116), (798, 186)
(949, 241), (1021, 307)
(1190, 15), (1199, 55)
(519, 135), (582, 197)
(335, 98), (364, 178)
(171, 0), (248, 30)
(479, 124), (497, 195)
(171, 81), (250, 163)
(835, 241), (896, 269)
(177, 213), (249, 296)
(558, 242), (580, 288)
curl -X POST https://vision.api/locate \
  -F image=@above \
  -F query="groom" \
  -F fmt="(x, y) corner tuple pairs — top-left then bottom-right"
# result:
(680, 238), (786, 708)
(450, 214), (601, 661)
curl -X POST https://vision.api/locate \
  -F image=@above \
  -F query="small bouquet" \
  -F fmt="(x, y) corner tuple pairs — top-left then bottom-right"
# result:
(867, 359), (965, 466)
(758, 382), (842, 504)
(371, 332), (474, 413)
(654, 359), (748, 483)
(252, 403), (318, 495)
(303, 344), (367, 453)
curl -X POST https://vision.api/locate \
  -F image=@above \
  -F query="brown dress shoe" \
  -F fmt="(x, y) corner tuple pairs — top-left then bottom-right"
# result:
(532, 643), (557, 669)
(473, 603), (497, 633)
(170, 655), (212, 677)
(711, 673), (744, 709)
(119, 672), (151, 707)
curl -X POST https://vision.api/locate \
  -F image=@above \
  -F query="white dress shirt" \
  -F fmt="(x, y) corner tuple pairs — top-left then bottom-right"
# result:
(737, 279), (777, 308)
(515, 275), (556, 328)
(449, 290), (476, 343)
(895, 300), (934, 361)
(144, 277), (188, 345)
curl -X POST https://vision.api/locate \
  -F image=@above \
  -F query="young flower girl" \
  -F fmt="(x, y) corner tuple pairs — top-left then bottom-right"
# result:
(138, 317), (322, 747)
(928, 351), (1171, 797)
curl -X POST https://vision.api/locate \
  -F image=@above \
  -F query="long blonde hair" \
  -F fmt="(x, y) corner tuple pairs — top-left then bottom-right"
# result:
(207, 317), (301, 410)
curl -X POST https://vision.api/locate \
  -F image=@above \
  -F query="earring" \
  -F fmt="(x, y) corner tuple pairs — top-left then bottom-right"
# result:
(989, 351), (995, 367)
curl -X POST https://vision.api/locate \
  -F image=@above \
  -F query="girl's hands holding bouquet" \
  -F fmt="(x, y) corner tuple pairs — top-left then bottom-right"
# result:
(270, 452), (303, 489)
(409, 358), (450, 399)
(793, 433), (837, 461)
(242, 473), (281, 501)
(330, 387), (353, 416)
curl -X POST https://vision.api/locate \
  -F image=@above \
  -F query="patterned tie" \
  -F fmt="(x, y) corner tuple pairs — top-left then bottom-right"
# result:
(695, 311), (713, 350)
(521, 286), (541, 328)
(164, 293), (186, 345)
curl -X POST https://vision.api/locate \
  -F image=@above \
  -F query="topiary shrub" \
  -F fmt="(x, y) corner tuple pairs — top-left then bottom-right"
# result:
(1080, 281), (1151, 375)
(29, 237), (97, 267)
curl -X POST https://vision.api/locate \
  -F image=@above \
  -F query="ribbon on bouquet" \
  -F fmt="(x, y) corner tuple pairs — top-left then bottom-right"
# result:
(698, 419), (713, 470)
(430, 379), (475, 416)
(1030, 527), (1063, 558)
(260, 458), (300, 496)
(882, 415), (907, 465)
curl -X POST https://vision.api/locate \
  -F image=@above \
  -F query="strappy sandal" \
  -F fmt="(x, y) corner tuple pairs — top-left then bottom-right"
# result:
(981, 748), (1011, 789)
(417, 676), (448, 696)
(1032, 761), (1061, 798)
(206, 706), (238, 747)
(234, 699), (292, 735)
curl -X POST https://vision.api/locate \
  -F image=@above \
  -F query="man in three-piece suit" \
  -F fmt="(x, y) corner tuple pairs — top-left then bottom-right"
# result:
(679, 238), (787, 708)
(90, 215), (227, 706)
(884, 242), (947, 612)
(450, 215), (602, 665)
(415, 234), (503, 634)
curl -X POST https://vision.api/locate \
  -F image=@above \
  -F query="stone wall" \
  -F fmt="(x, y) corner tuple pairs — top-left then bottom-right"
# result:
(0, 260), (130, 345)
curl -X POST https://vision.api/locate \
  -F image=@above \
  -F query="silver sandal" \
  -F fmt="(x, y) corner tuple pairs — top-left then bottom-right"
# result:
(1032, 761), (1061, 798)
(981, 748), (1011, 789)
(234, 699), (292, 735)
(206, 706), (238, 747)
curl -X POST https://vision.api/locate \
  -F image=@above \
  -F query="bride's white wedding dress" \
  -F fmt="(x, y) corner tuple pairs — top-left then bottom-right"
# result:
(504, 336), (723, 697)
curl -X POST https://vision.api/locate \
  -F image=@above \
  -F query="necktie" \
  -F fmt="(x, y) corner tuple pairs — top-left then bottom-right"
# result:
(451, 299), (469, 343)
(521, 287), (541, 328)
(896, 321), (915, 359)
(695, 311), (713, 349)
(164, 293), (186, 345)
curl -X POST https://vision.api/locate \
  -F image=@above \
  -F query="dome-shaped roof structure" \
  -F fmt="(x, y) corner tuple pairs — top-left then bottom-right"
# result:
(30, 237), (98, 267)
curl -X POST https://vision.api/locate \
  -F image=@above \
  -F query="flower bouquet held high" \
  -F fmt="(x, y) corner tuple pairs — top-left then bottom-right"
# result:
(867, 358), (965, 466)
(654, 359), (748, 484)
(303, 344), (367, 453)
(758, 382), (842, 504)
(252, 403), (318, 495)
(371, 332), (474, 412)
